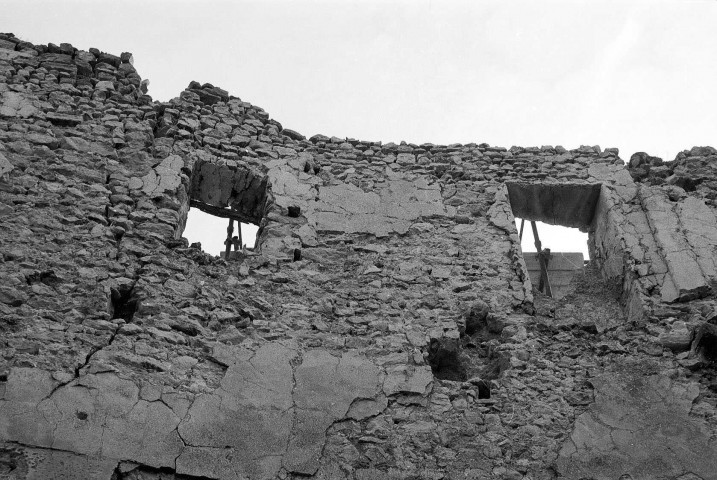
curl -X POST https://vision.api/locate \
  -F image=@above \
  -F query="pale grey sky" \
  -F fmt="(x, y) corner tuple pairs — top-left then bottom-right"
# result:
(4, 0), (716, 255)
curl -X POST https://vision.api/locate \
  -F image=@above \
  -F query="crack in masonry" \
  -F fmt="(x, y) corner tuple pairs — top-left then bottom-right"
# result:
(1, 439), (113, 460)
(111, 459), (217, 480)
(173, 396), (197, 468)
(37, 324), (122, 403)
(37, 276), (140, 403)
(284, 352), (299, 460)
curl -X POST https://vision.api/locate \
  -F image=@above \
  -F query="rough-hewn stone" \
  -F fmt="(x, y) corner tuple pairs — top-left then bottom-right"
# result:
(1, 32), (717, 480)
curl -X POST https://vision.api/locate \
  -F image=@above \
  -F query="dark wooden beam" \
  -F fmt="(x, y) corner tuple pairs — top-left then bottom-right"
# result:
(225, 219), (234, 259)
(189, 199), (255, 225)
(530, 221), (553, 297)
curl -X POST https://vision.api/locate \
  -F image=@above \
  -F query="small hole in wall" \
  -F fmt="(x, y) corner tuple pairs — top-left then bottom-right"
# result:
(287, 205), (301, 218)
(695, 324), (717, 363)
(111, 284), (139, 322)
(475, 379), (491, 399)
(427, 338), (467, 381)
(183, 208), (258, 257)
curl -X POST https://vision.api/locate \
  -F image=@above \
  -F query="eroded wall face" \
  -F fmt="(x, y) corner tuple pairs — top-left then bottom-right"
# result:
(1, 34), (717, 480)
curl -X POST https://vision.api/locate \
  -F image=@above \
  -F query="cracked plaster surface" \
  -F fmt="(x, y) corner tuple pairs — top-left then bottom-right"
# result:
(640, 187), (714, 302)
(307, 171), (452, 237)
(556, 368), (717, 480)
(0, 343), (427, 480)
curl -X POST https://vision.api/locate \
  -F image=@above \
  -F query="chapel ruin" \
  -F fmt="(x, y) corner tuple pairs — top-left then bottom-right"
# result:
(1, 34), (716, 480)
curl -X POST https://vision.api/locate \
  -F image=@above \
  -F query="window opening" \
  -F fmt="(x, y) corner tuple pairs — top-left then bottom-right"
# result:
(520, 219), (553, 297)
(183, 207), (258, 258)
(184, 159), (267, 258)
(514, 218), (589, 299)
(508, 182), (599, 299)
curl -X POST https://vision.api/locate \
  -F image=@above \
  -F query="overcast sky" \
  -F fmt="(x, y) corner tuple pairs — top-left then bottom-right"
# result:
(4, 0), (716, 256)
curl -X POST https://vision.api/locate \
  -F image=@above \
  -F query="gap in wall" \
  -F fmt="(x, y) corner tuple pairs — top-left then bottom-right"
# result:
(515, 219), (590, 260)
(515, 218), (589, 299)
(183, 208), (258, 257)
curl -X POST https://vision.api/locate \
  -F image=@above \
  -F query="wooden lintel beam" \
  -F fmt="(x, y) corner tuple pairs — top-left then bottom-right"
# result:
(189, 199), (254, 225)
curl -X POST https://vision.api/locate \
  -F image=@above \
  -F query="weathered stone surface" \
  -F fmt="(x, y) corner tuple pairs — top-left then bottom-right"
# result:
(309, 175), (450, 236)
(557, 367), (717, 480)
(0, 151), (12, 176)
(641, 187), (713, 302)
(45, 111), (83, 126)
(0, 285), (25, 306)
(0, 370), (184, 469)
(177, 343), (295, 479)
(285, 350), (381, 475)
(141, 154), (184, 195)
(1, 33), (717, 480)
(175, 345), (382, 478)
(383, 365), (433, 396)
(0, 443), (118, 479)
(658, 320), (693, 352)
(0, 91), (38, 118)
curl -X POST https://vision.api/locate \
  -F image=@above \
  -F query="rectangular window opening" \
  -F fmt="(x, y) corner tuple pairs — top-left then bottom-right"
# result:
(507, 182), (601, 299)
(183, 206), (259, 258)
(183, 159), (268, 259)
(514, 218), (589, 299)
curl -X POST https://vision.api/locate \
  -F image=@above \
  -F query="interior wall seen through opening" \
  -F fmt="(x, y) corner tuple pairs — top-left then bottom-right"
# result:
(514, 219), (589, 260)
(515, 218), (590, 299)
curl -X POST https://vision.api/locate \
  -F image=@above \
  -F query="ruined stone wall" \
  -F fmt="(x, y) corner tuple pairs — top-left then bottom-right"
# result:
(1, 34), (717, 480)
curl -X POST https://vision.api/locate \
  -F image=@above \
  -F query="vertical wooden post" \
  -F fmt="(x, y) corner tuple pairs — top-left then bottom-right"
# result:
(538, 249), (551, 293)
(530, 221), (553, 297)
(237, 222), (243, 250)
(225, 219), (234, 259)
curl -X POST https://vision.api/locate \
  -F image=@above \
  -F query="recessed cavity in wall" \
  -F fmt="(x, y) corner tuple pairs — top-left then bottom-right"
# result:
(507, 182), (601, 298)
(110, 283), (139, 322)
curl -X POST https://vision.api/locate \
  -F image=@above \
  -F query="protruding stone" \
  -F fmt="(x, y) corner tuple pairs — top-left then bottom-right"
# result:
(0, 151), (12, 176)
(658, 320), (692, 352)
